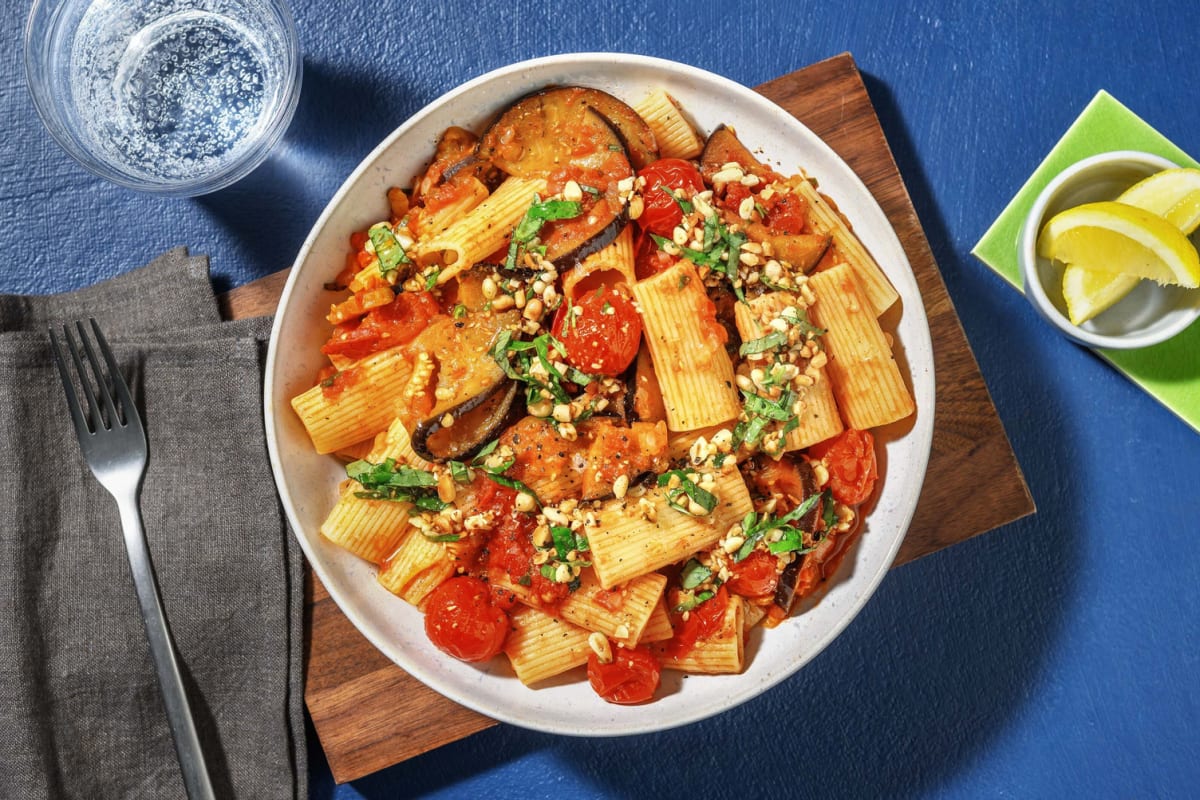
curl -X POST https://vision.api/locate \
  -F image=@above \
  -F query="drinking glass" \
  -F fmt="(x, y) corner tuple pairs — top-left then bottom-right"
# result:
(25, 0), (302, 196)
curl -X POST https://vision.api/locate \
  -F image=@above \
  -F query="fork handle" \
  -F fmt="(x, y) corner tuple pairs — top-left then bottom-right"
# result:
(117, 495), (217, 800)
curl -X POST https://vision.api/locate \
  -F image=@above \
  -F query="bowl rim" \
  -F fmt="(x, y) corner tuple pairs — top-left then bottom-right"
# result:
(1018, 149), (1200, 350)
(264, 51), (936, 735)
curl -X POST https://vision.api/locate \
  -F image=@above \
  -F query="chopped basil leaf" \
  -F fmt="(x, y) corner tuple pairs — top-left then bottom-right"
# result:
(420, 532), (462, 543)
(550, 525), (576, 560)
(821, 488), (837, 537)
(368, 223), (410, 276)
(739, 331), (788, 356)
(517, 573), (532, 587)
(661, 185), (694, 214)
(347, 458), (447, 509)
(656, 470), (718, 515)
(452, 303), (467, 319)
(505, 196), (582, 272)
(734, 491), (822, 561)
(423, 269), (440, 290)
(680, 559), (713, 590)
(448, 460), (472, 484)
(673, 588), (715, 613)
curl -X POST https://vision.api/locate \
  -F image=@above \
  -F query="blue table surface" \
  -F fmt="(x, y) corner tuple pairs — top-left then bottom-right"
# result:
(5, 0), (1199, 796)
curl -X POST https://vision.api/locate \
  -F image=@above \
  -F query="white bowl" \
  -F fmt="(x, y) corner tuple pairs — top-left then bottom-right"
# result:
(1018, 150), (1200, 349)
(264, 53), (935, 735)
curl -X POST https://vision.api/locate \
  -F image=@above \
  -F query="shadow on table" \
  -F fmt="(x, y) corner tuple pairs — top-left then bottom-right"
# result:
(193, 59), (423, 294)
(311, 72), (1084, 800)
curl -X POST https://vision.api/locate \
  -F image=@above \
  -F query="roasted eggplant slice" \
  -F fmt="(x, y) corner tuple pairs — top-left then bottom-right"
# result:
(411, 379), (519, 462)
(700, 124), (773, 181)
(476, 88), (631, 180)
(475, 88), (634, 271)
(569, 87), (660, 170)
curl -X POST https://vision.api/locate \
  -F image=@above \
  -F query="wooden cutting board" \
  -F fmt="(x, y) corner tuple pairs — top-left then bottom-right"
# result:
(221, 51), (1035, 783)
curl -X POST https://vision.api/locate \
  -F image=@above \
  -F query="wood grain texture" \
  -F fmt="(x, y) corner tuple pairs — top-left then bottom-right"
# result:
(222, 52), (1034, 783)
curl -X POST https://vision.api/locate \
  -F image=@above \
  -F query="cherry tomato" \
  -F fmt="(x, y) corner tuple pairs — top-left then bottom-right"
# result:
(424, 576), (509, 663)
(635, 158), (706, 236)
(808, 428), (878, 505)
(664, 585), (729, 658)
(763, 193), (808, 235)
(587, 644), (661, 704)
(725, 550), (779, 599)
(322, 291), (440, 360)
(550, 286), (642, 376)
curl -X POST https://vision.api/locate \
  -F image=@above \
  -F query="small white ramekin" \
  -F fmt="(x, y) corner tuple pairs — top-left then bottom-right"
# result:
(1018, 150), (1200, 349)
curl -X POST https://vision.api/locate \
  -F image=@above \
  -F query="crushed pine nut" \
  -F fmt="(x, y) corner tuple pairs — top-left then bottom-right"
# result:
(557, 422), (578, 441)
(481, 277), (498, 298)
(588, 632), (613, 663)
(532, 524), (552, 548)
(835, 504), (855, 532)
(554, 563), (571, 583)
(612, 474), (630, 499)
(464, 513), (491, 532)
(562, 180), (583, 202)
(491, 294), (515, 311)
(628, 195), (644, 219)
(812, 461), (830, 487)
(437, 472), (456, 503)
(523, 298), (544, 321)
(440, 413), (455, 428)
(723, 535), (746, 554)
(513, 290), (526, 309)
(738, 196), (756, 219)
(515, 492), (537, 513)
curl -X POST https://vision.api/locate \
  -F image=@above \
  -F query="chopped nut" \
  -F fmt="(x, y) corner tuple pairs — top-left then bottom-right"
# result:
(515, 492), (537, 513)
(588, 631), (613, 663)
(437, 472), (456, 504)
(562, 180), (583, 203)
(612, 474), (630, 499)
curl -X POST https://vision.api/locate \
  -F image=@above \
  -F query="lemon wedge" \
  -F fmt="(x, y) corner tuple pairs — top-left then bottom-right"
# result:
(1056, 169), (1200, 324)
(1118, 167), (1200, 233)
(1039, 200), (1200, 322)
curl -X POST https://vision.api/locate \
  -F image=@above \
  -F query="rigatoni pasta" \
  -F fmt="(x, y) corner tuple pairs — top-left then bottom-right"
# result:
(290, 83), (916, 706)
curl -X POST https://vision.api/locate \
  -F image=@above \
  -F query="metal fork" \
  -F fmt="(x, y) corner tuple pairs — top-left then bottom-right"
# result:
(49, 320), (216, 800)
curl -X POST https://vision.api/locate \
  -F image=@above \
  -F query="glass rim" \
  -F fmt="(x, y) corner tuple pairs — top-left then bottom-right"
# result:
(23, 0), (304, 196)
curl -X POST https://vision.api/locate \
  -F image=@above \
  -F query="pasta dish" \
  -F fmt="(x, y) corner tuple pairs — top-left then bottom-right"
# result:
(289, 85), (915, 704)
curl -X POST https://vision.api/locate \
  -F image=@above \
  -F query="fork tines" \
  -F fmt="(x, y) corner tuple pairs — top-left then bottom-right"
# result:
(48, 319), (136, 438)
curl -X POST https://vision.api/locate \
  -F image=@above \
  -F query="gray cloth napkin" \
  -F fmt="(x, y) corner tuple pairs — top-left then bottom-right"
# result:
(0, 248), (306, 799)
